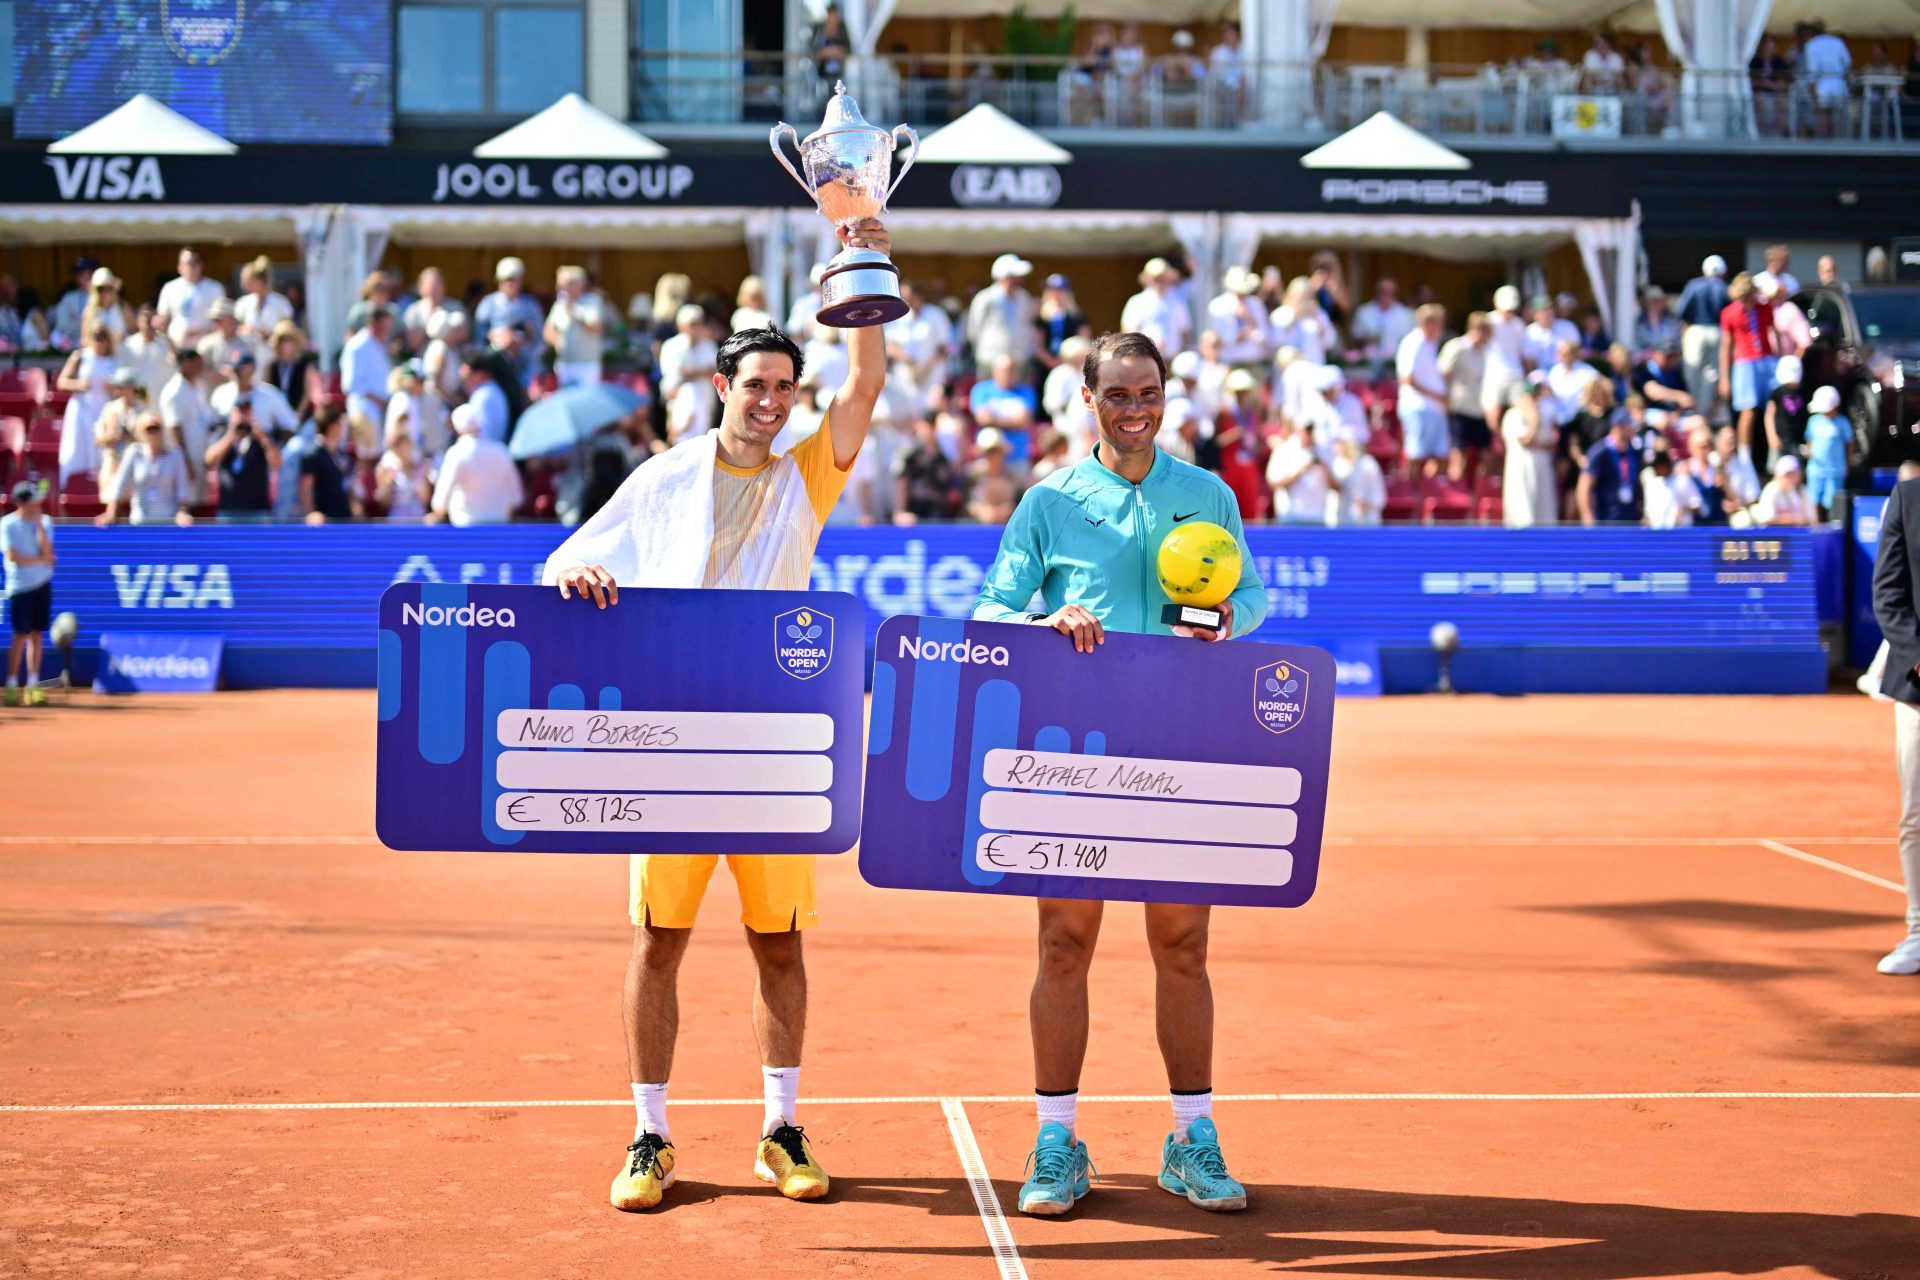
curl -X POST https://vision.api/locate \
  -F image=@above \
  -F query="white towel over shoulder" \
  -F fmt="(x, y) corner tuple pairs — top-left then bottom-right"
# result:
(541, 432), (813, 590)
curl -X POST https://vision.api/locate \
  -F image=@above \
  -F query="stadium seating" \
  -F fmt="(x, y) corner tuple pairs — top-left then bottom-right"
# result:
(59, 472), (105, 519)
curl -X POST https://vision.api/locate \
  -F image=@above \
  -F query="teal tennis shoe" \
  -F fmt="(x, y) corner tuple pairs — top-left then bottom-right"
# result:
(1017, 1121), (1093, 1215)
(1158, 1117), (1247, 1212)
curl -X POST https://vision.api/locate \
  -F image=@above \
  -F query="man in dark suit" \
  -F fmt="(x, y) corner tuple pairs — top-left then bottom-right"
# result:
(1870, 475), (1920, 974)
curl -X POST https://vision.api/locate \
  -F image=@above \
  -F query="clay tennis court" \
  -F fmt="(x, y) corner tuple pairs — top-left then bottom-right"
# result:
(4, 689), (1913, 1279)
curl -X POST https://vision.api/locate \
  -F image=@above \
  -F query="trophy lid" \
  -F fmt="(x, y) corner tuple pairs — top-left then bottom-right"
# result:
(807, 81), (884, 142)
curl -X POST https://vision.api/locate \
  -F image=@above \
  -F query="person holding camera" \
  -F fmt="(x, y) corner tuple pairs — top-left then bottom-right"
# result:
(205, 396), (280, 516)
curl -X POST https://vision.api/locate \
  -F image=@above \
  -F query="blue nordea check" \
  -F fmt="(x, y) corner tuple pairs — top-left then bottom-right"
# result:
(374, 584), (866, 855)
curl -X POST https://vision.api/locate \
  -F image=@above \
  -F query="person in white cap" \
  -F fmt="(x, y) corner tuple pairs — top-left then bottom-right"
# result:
(968, 254), (1038, 377)
(1764, 354), (1809, 468)
(1479, 284), (1528, 442)
(475, 256), (545, 386)
(1676, 254), (1730, 414)
(1121, 257), (1192, 360)
(1753, 454), (1813, 526)
(1802, 383), (1851, 517)
(431, 402), (524, 526)
(1206, 266), (1272, 367)
(195, 298), (248, 377)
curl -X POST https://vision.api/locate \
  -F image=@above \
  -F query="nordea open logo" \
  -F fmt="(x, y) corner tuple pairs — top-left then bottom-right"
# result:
(401, 602), (517, 628)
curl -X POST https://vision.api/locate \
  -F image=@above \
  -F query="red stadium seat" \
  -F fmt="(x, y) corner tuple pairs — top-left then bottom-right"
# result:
(0, 392), (38, 422)
(1421, 478), (1475, 523)
(1, 414), (26, 460)
(1473, 474), (1504, 524)
(0, 368), (48, 400)
(23, 417), (61, 471)
(1383, 475), (1419, 523)
(59, 472), (105, 519)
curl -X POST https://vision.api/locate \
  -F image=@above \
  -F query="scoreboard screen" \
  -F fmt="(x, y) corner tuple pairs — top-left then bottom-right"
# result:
(13, 1), (392, 144)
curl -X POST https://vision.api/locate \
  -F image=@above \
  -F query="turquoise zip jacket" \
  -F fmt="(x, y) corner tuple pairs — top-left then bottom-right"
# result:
(973, 445), (1269, 638)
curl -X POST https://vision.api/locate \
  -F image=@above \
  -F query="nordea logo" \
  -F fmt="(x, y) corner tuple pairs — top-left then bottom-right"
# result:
(897, 634), (1010, 667)
(401, 602), (517, 628)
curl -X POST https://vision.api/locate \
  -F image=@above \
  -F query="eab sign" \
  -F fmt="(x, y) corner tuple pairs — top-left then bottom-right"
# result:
(1552, 95), (1623, 139)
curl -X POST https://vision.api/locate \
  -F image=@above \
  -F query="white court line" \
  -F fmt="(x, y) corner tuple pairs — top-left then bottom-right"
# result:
(1757, 839), (1906, 895)
(941, 1099), (1029, 1280)
(7, 1091), (1920, 1115)
(0, 833), (1892, 848)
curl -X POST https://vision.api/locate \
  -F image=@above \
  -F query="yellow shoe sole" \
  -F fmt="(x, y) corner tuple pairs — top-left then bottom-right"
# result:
(754, 1157), (829, 1200)
(610, 1165), (675, 1212)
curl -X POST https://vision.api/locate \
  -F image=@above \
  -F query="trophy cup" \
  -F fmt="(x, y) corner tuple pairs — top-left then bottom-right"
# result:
(1157, 521), (1242, 634)
(770, 82), (918, 328)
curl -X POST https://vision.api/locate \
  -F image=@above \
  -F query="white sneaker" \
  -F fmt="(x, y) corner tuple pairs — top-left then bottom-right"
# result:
(1876, 937), (1920, 976)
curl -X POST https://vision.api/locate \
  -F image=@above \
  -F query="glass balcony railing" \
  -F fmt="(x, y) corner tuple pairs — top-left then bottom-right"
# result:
(631, 50), (1917, 147)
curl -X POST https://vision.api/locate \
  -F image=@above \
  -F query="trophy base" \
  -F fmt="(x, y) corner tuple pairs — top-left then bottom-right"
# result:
(817, 250), (906, 328)
(1162, 603), (1225, 633)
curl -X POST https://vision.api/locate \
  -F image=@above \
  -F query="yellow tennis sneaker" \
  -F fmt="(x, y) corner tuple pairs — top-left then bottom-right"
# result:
(754, 1124), (829, 1200)
(610, 1132), (675, 1211)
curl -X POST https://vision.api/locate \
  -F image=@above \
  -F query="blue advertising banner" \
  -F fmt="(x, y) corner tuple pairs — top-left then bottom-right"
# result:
(1852, 497), (1889, 670)
(94, 633), (223, 693)
(39, 524), (1826, 693)
(374, 585), (866, 855)
(858, 617), (1334, 908)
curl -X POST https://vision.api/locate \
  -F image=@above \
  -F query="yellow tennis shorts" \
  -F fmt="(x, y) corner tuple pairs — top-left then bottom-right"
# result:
(629, 854), (818, 933)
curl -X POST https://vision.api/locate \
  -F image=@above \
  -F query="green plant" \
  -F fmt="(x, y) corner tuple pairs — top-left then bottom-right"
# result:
(1004, 4), (1076, 81)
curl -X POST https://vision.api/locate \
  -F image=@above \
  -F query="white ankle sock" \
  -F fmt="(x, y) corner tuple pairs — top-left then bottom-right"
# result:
(632, 1081), (670, 1142)
(762, 1065), (799, 1137)
(1035, 1090), (1078, 1135)
(1171, 1090), (1212, 1140)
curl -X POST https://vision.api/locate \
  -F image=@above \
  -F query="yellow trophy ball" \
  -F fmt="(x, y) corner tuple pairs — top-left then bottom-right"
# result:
(1158, 521), (1240, 610)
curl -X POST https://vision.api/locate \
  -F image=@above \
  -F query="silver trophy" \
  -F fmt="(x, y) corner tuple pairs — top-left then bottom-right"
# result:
(771, 82), (918, 328)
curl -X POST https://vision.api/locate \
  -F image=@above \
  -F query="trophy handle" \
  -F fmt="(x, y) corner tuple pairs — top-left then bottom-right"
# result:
(885, 124), (919, 206)
(768, 123), (816, 201)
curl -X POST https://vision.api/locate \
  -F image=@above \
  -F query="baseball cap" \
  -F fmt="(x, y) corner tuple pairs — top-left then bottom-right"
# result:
(1226, 368), (1260, 393)
(1172, 29), (1195, 48)
(1809, 385), (1841, 414)
(107, 366), (140, 388)
(1044, 272), (1070, 290)
(1222, 265), (1259, 295)
(495, 256), (526, 281)
(1170, 350), (1202, 380)
(991, 254), (1032, 280)
(1753, 270), (1782, 296)
(1142, 256), (1173, 280)
(1702, 254), (1728, 276)
(209, 298), (236, 319)
(1772, 454), (1801, 474)
(1528, 294), (1554, 311)
(73, 256), (99, 274)
(1774, 354), (1802, 385)
(975, 426), (1007, 452)
(12, 480), (41, 504)
(90, 266), (120, 289)
(227, 349), (256, 368)
(1493, 285), (1521, 311)
(452, 403), (482, 435)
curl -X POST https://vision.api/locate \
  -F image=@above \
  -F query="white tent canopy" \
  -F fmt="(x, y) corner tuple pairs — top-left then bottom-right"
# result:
(46, 94), (238, 155)
(473, 93), (669, 159)
(1300, 112), (1469, 169)
(914, 104), (1075, 164)
(0, 205), (296, 244)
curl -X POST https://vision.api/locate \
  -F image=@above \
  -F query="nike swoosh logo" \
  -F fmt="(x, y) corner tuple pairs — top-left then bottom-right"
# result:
(1173, 511), (1199, 522)
(1084, 517), (1105, 526)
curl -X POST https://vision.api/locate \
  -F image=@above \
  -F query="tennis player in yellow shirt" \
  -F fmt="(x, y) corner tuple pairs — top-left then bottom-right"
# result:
(547, 220), (888, 1212)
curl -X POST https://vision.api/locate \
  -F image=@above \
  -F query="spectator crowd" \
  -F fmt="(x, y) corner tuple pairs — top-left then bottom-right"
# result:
(2, 234), (1874, 531)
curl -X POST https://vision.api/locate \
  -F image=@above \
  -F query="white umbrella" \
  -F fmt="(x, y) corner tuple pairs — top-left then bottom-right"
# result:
(913, 103), (1073, 165)
(474, 93), (668, 160)
(1299, 112), (1470, 170)
(47, 94), (237, 155)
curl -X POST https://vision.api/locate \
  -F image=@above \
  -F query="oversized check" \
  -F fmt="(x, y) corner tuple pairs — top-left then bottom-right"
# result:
(375, 583), (865, 854)
(858, 616), (1334, 907)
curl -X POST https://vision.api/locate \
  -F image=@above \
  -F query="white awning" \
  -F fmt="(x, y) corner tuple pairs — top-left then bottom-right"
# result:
(0, 204), (297, 243)
(1300, 113), (1470, 170)
(913, 104), (1074, 165)
(880, 209), (1175, 254)
(379, 204), (749, 248)
(888, 0), (1917, 35)
(473, 93), (669, 160)
(46, 94), (238, 155)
